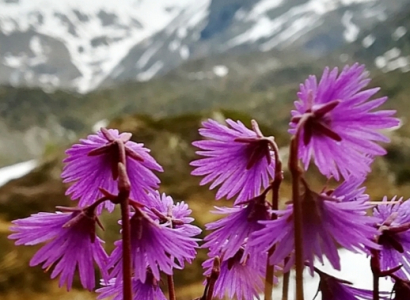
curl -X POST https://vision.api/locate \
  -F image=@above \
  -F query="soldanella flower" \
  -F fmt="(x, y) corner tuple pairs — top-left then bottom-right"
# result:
(203, 248), (266, 300)
(62, 128), (163, 212)
(9, 208), (108, 291)
(148, 191), (202, 237)
(203, 194), (270, 260)
(191, 119), (275, 204)
(290, 63), (399, 180)
(108, 207), (198, 283)
(314, 267), (376, 300)
(251, 178), (380, 272)
(97, 272), (166, 300)
(374, 196), (410, 280)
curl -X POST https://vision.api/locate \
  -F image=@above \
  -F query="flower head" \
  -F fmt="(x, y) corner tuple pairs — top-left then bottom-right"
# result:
(62, 128), (163, 212)
(96, 272), (166, 300)
(290, 63), (399, 180)
(251, 178), (380, 272)
(315, 268), (376, 300)
(374, 197), (410, 280)
(191, 119), (275, 204)
(108, 207), (198, 283)
(147, 192), (202, 237)
(203, 249), (266, 300)
(203, 194), (270, 260)
(9, 208), (108, 291)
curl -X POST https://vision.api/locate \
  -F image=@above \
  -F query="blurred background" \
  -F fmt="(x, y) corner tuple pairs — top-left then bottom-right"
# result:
(0, 0), (410, 299)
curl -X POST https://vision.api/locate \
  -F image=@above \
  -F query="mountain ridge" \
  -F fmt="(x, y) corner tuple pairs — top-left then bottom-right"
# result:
(1, 0), (409, 92)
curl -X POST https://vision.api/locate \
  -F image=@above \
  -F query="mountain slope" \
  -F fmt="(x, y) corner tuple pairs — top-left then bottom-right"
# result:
(1, 0), (410, 92)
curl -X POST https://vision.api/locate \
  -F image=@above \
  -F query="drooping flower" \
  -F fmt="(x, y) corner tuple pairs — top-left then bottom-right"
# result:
(203, 194), (270, 260)
(107, 207), (198, 283)
(203, 248), (266, 300)
(251, 178), (380, 272)
(374, 196), (410, 280)
(314, 267), (377, 300)
(9, 208), (108, 291)
(96, 272), (166, 300)
(191, 119), (275, 204)
(290, 63), (399, 180)
(147, 191), (202, 237)
(62, 128), (163, 212)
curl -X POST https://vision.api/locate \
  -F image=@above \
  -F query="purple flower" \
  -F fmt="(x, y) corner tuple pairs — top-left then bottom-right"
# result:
(9, 209), (108, 291)
(203, 249), (266, 300)
(314, 267), (376, 300)
(374, 196), (410, 280)
(251, 178), (380, 272)
(290, 63), (399, 180)
(203, 194), (270, 260)
(107, 208), (198, 283)
(62, 128), (163, 212)
(96, 272), (166, 300)
(191, 119), (275, 204)
(147, 191), (202, 237)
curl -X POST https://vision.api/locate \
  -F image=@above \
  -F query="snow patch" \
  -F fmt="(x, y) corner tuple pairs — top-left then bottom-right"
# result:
(0, 0), (212, 92)
(0, 160), (37, 187)
(270, 249), (393, 299)
(213, 65), (228, 77)
(136, 42), (163, 69)
(385, 47), (401, 60)
(375, 48), (410, 73)
(247, 0), (284, 20)
(362, 34), (375, 48)
(136, 61), (163, 81)
(392, 26), (407, 41)
(168, 40), (180, 51)
(179, 45), (189, 60)
(341, 11), (359, 42)
(92, 119), (109, 132)
(177, 27), (187, 39)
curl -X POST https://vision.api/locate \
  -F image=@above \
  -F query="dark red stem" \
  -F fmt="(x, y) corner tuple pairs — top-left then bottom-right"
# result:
(370, 249), (380, 300)
(264, 139), (283, 300)
(167, 275), (176, 300)
(290, 115), (312, 300)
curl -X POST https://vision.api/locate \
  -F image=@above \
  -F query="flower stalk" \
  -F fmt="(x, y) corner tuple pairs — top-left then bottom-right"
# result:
(264, 136), (283, 300)
(289, 132), (305, 300)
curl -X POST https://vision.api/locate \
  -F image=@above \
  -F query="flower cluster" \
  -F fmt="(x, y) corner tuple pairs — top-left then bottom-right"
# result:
(8, 63), (410, 300)
(9, 128), (200, 298)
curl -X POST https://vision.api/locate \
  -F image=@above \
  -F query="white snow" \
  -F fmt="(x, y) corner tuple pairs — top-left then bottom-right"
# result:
(392, 26), (407, 41)
(0, 0), (211, 92)
(176, 27), (187, 39)
(92, 119), (109, 132)
(269, 249), (393, 299)
(213, 65), (228, 77)
(342, 11), (359, 42)
(136, 61), (163, 81)
(168, 40), (180, 52)
(385, 47), (401, 60)
(136, 42), (163, 69)
(228, 0), (367, 49)
(247, 0), (284, 20)
(375, 48), (410, 73)
(362, 34), (375, 48)
(0, 160), (37, 187)
(179, 45), (189, 60)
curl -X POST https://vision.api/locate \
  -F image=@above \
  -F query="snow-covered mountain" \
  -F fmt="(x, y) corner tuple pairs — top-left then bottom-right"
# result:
(0, 0), (409, 93)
